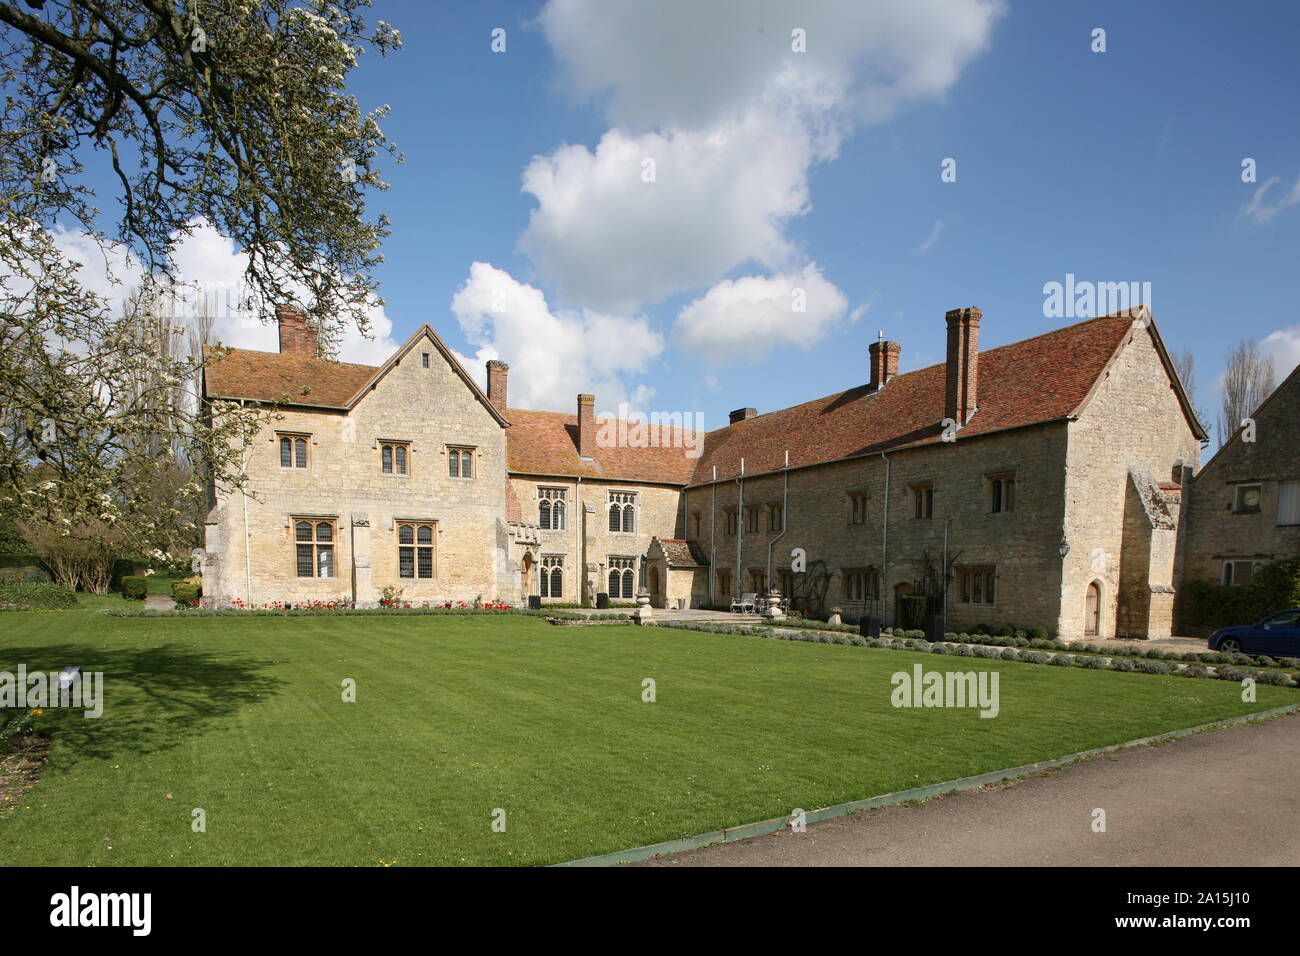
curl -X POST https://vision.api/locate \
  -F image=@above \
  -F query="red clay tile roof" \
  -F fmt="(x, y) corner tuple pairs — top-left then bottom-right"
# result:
(203, 347), (377, 408)
(687, 313), (1143, 485)
(505, 408), (701, 484)
(203, 311), (1195, 490)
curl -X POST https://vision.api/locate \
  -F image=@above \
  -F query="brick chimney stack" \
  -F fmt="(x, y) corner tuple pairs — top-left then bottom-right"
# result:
(276, 305), (320, 358)
(486, 360), (509, 413)
(869, 334), (900, 391)
(577, 394), (596, 458)
(945, 307), (981, 425)
(728, 408), (758, 425)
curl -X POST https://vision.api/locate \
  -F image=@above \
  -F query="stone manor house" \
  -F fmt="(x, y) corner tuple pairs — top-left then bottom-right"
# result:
(201, 304), (1207, 639)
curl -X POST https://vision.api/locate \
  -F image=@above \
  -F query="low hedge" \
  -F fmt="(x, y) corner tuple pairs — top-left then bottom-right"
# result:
(107, 605), (632, 621)
(653, 622), (1296, 688)
(0, 565), (52, 583)
(754, 618), (858, 634)
(0, 581), (78, 610)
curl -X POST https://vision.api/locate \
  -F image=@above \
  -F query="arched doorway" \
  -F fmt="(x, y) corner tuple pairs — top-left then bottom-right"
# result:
(892, 581), (913, 628)
(1084, 581), (1101, 637)
(648, 564), (663, 609)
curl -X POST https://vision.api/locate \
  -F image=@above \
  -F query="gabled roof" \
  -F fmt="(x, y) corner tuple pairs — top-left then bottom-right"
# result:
(505, 408), (700, 484)
(203, 325), (509, 426)
(685, 311), (1203, 485)
(1193, 356), (1300, 479)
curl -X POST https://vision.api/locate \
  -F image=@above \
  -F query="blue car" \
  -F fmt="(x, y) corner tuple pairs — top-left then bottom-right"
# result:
(1209, 608), (1300, 658)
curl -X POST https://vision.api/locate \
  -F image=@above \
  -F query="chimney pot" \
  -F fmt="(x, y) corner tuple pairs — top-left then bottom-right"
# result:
(276, 305), (320, 358)
(728, 407), (758, 425)
(869, 339), (901, 391)
(486, 360), (509, 413)
(945, 307), (981, 425)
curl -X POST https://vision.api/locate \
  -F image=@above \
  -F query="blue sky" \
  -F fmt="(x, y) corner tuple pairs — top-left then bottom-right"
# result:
(55, 1), (1300, 438)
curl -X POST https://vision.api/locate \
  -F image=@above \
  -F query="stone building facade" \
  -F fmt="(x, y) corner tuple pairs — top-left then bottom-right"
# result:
(202, 304), (1206, 638)
(1177, 362), (1300, 629)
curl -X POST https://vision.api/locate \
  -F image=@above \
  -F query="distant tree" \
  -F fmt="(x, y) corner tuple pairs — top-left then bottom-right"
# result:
(1172, 348), (1208, 431)
(1217, 339), (1276, 445)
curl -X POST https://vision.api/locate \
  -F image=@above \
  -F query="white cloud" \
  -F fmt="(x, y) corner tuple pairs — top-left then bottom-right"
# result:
(1242, 174), (1300, 225)
(450, 261), (663, 412)
(540, 0), (1004, 132)
(520, 107), (816, 313)
(525, 0), (1003, 313)
(674, 263), (858, 361)
(49, 220), (400, 364)
(1261, 325), (1300, 380)
(915, 219), (946, 253)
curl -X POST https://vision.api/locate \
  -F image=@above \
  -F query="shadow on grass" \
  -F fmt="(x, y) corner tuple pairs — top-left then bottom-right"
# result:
(1, 643), (284, 764)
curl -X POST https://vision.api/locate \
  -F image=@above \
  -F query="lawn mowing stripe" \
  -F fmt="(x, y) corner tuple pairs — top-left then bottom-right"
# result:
(555, 701), (1300, 866)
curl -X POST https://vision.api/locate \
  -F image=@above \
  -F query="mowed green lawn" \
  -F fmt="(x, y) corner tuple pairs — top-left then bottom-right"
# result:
(1, 603), (1291, 866)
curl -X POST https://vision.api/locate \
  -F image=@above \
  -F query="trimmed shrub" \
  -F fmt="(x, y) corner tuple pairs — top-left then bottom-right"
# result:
(996, 624), (1015, 637)
(0, 581), (78, 609)
(973, 623), (990, 635)
(999, 647), (1019, 661)
(1030, 638), (1052, 649)
(1110, 658), (1135, 672)
(973, 645), (1001, 659)
(1029, 626), (1050, 641)
(121, 575), (148, 600)
(1019, 650), (1050, 665)
(171, 575), (202, 598)
(1256, 669), (1293, 686)
(1049, 653), (1075, 667)
(1081, 655), (1109, 670)
(173, 583), (200, 605)
(943, 632), (958, 642)
(953, 644), (974, 657)
(1136, 660), (1170, 675)
(1179, 664), (1208, 679)
(931, 643), (952, 655)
